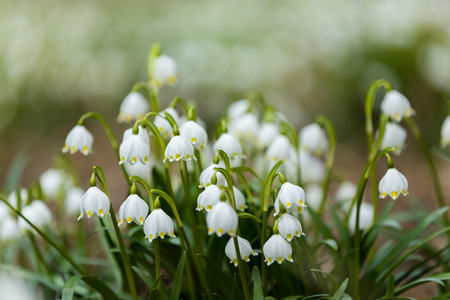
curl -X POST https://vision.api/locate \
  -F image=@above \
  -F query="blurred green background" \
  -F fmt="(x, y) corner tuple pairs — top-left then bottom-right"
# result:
(1, 0), (450, 200)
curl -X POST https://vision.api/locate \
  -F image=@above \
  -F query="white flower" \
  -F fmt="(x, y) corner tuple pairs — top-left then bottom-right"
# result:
(225, 236), (257, 266)
(213, 133), (244, 161)
(123, 125), (150, 145)
(119, 134), (150, 165)
(124, 161), (151, 184)
(229, 113), (259, 142)
(379, 167), (408, 200)
(40, 168), (70, 199)
(180, 121), (208, 151)
(440, 116), (450, 148)
(197, 184), (221, 211)
(164, 135), (196, 162)
(153, 107), (180, 140)
(274, 182), (307, 216)
(227, 99), (250, 120)
(381, 90), (415, 122)
(6, 188), (27, 210)
(199, 162), (226, 188)
(266, 135), (293, 165)
(117, 92), (149, 123)
(18, 200), (52, 233)
(64, 186), (85, 215)
(299, 123), (329, 156)
(153, 54), (177, 87)
(62, 125), (94, 155)
(78, 187), (110, 220)
(335, 181), (357, 204)
(257, 123), (279, 149)
(348, 202), (374, 234)
(277, 213), (305, 242)
(118, 194), (149, 226)
(0, 216), (19, 241)
(207, 201), (238, 237)
(233, 186), (248, 211)
(299, 150), (325, 183)
(263, 234), (294, 266)
(379, 122), (407, 155)
(0, 273), (35, 300)
(143, 208), (175, 242)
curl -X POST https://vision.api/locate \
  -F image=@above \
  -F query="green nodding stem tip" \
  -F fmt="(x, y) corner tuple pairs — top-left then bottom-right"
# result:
(130, 183), (137, 194)
(211, 172), (218, 185)
(386, 153), (395, 169)
(89, 173), (96, 187)
(154, 196), (161, 209)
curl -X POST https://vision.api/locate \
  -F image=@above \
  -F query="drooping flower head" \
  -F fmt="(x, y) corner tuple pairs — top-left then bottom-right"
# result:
(199, 162), (227, 188)
(64, 186), (85, 216)
(227, 99), (251, 121)
(440, 116), (450, 148)
(117, 92), (149, 123)
(180, 121), (208, 151)
(206, 201), (238, 237)
(257, 123), (280, 149)
(233, 186), (248, 212)
(153, 107), (180, 140)
(153, 54), (177, 87)
(164, 135), (196, 162)
(379, 167), (408, 200)
(18, 200), (52, 233)
(225, 236), (257, 267)
(118, 194), (149, 226)
(348, 202), (374, 234)
(213, 133), (244, 162)
(266, 135), (293, 166)
(229, 113), (259, 142)
(119, 133), (150, 165)
(277, 213), (305, 242)
(78, 187), (110, 220)
(197, 184), (221, 211)
(334, 181), (357, 205)
(143, 208), (175, 242)
(274, 182), (307, 216)
(379, 122), (407, 155)
(380, 90), (415, 122)
(62, 125), (93, 155)
(263, 234), (294, 266)
(299, 123), (329, 156)
(299, 150), (326, 184)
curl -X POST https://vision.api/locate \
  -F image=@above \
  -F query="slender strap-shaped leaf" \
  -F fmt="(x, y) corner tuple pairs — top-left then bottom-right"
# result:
(148, 288), (161, 300)
(238, 212), (262, 223)
(252, 267), (264, 300)
(385, 274), (395, 297)
(62, 275), (119, 300)
(333, 278), (348, 300)
(313, 239), (339, 252)
(394, 277), (444, 296)
(311, 269), (339, 290)
(170, 252), (187, 300)
(132, 266), (154, 291)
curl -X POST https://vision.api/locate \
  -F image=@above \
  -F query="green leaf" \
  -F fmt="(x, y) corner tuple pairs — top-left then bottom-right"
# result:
(385, 274), (395, 297)
(333, 278), (348, 300)
(62, 275), (119, 300)
(170, 252), (186, 300)
(394, 277), (444, 296)
(149, 288), (161, 300)
(132, 266), (154, 291)
(252, 267), (264, 300)
(311, 269), (339, 290)
(316, 239), (338, 251)
(237, 212), (262, 223)
(281, 296), (303, 300)
(432, 272), (450, 281)
(300, 295), (332, 300)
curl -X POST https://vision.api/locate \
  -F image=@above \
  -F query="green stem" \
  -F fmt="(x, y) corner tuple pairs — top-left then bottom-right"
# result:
(0, 196), (86, 275)
(151, 189), (214, 300)
(181, 160), (200, 250)
(233, 236), (251, 300)
(94, 167), (138, 300)
(78, 112), (131, 187)
(28, 232), (52, 276)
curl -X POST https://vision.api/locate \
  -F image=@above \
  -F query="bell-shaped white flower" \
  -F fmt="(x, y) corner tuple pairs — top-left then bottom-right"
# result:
(379, 122), (407, 155)
(18, 200), (52, 233)
(78, 187), (110, 220)
(229, 113), (259, 142)
(277, 213), (305, 242)
(227, 99), (250, 120)
(379, 167), (408, 200)
(199, 162), (226, 188)
(180, 121), (208, 151)
(123, 126), (150, 145)
(0, 216), (19, 241)
(118, 194), (149, 226)
(197, 184), (221, 211)
(257, 123), (279, 149)
(335, 181), (357, 204)
(263, 234), (294, 266)
(124, 161), (151, 184)
(119, 134), (150, 165)
(117, 92), (149, 123)
(213, 133), (244, 161)
(299, 123), (329, 156)
(266, 135), (293, 165)
(348, 202), (374, 234)
(206, 201), (238, 237)
(64, 186), (85, 215)
(164, 135), (196, 162)
(233, 187), (248, 211)
(62, 125), (93, 155)
(153, 54), (177, 87)
(143, 208), (175, 242)
(40, 168), (70, 199)
(305, 184), (323, 211)
(7, 188), (28, 210)
(274, 182), (307, 216)
(381, 90), (415, 122)
(225, 236), (257, 266)
(299, 150), (325, 184)
(440, 116), (450, 148)
(153, 107), (180, 140)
